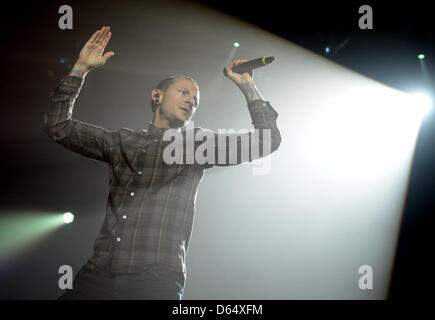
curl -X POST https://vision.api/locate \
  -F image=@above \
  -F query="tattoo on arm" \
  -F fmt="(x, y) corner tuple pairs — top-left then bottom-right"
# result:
(68, 69), (87, 78)
(240, 80), (263, 102)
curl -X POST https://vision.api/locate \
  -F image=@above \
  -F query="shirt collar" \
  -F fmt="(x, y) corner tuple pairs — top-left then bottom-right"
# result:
(142, 122), (182, 138)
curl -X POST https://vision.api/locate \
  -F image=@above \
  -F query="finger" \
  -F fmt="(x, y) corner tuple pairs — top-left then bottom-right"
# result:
(98, 27), (109, 44)
(226, 61), (236, 70)
(102, 26), (110, 41)
(89, 30), (100, 43)
(228, 60), (238, 69)
(102, 30), (111, 47)
(93, 27), (104, 43)
(102, 51), (115, 62)
(225, 59), (244, 74)
(95, 26), (106, 43)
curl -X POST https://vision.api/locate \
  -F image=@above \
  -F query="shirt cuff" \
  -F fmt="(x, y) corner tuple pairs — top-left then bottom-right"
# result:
(55, 75), (85, 96)
(247, 99), (268, 114)
(247, 99), (278, 121)
(61, 75), (85, 86)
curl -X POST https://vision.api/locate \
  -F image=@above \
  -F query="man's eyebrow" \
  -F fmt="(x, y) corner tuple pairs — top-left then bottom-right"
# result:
(179, 87), (199, 104)
(179, 87), (193, 94)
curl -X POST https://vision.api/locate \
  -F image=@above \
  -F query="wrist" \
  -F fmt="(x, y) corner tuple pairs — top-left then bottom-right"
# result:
(69, 62), (91, 78)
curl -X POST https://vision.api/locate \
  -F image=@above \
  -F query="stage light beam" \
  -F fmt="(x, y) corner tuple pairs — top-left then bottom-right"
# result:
(0, 212), (71, 257)
(410, 92), (433, 116)
(305, 86), (430, 179)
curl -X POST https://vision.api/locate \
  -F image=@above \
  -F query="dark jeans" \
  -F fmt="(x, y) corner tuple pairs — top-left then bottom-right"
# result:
(58, 263), (183, 300)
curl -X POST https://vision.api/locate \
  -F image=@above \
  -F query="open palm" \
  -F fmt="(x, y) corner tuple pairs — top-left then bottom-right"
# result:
(76, 26), (114, 69)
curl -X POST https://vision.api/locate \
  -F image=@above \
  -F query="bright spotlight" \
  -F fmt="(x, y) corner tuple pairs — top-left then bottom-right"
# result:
(233, 42), (240, 48)
(418, 54), (425, 60)
(63, 212), (74, 224)
(410, 92), (433, 116)
(305, 86), (431, 178)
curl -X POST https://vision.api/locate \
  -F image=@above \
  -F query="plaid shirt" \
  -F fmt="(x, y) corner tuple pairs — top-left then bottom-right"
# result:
(43, 75), (281, 287)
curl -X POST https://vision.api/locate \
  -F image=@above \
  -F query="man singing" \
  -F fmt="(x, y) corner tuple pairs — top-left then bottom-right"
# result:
(45, 26), (281, 300)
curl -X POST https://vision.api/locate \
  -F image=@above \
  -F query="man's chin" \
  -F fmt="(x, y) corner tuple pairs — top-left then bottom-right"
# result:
(168, 117), (186, 128)
(177, 113), (192, 123)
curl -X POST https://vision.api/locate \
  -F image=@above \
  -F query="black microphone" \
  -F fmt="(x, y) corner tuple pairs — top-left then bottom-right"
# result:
(223, 56), (275, 77)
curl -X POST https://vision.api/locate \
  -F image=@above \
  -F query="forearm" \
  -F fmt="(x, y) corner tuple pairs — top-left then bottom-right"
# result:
(238, 80), (264, 103)
(68, 62), (91, 78)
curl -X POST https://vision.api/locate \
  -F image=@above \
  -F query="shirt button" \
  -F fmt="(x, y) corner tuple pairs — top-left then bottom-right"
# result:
(122, 214), (127, 220)
(130, 192), (135, 197)
(116, 237), (121, 242)
(138, 170), (142, 175)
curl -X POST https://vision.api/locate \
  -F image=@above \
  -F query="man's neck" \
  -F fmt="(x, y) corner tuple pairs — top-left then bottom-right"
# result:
(152, 116), (184, 129)
(152, 121), (169, 129)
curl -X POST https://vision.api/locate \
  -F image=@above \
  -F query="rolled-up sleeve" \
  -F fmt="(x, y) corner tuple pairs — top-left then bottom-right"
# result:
(195, 99), (281, 168)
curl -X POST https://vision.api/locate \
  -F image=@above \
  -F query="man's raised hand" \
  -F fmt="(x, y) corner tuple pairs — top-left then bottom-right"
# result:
(224, 59), (253, 87)
(224, 59), (263, 102)
(75, 26), (115, 72)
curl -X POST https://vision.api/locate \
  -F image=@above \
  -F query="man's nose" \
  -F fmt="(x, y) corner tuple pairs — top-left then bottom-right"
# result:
(184, 99), (194, 109)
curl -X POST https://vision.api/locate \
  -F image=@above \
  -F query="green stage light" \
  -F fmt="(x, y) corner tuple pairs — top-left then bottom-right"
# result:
(63, 212), (74, 224)
(0, 212), (66, 256)
(418, 54), (425, 60)
(233, 42), (240, 48)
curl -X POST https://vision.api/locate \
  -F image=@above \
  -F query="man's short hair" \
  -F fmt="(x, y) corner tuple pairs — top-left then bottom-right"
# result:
(151, 76), (198, 113)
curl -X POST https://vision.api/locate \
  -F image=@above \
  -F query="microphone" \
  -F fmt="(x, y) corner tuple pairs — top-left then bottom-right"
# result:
(223, 56), (275, 77)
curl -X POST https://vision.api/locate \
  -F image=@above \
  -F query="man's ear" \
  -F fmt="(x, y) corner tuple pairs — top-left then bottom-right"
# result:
(152, 89), (163, 105)
(151, 88), (160, 99)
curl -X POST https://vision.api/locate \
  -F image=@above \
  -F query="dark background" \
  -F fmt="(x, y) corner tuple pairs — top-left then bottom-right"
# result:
(2, 0), (434, 299)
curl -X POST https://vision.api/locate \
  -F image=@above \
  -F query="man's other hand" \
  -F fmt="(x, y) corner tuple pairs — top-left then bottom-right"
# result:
(75, 26), (115, 72)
